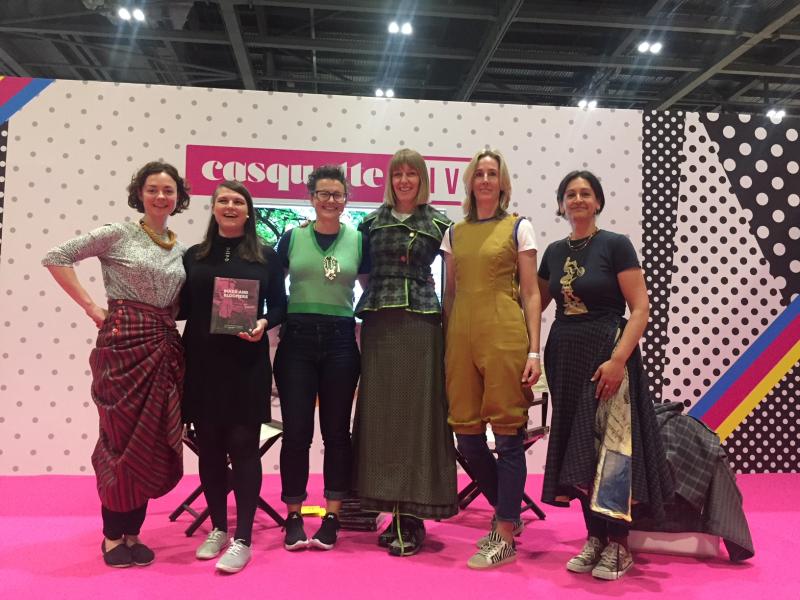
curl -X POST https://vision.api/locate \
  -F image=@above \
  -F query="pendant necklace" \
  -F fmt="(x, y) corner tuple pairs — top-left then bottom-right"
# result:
(317, 222), (342, 281)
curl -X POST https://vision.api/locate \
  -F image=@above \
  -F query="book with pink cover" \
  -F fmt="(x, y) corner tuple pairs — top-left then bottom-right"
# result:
(210, 277), (260, 335)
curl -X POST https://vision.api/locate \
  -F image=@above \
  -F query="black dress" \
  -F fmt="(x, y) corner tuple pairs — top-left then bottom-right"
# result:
(180, 235), (286, 426)
(538, 230), (673, 519)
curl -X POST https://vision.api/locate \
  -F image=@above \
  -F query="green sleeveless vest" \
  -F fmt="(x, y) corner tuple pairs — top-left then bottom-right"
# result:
(287, 223), (361, 317)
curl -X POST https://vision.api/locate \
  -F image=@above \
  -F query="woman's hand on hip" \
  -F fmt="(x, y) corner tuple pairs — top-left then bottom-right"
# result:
(521, 358), (541, 388)
(591, 357), (625, 401)
(85, 303), (108, 328)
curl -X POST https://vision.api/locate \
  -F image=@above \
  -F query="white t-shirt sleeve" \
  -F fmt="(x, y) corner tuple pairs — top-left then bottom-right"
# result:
(516, 218), (538, 252)
(440, 225), (454, 254)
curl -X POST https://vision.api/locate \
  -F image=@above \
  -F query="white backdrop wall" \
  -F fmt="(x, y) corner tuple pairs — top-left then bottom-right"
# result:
(2, 77), (758, 476)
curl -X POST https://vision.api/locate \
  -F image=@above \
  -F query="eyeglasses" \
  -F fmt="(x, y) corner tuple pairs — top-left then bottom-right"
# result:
(313, 190), (347, 203)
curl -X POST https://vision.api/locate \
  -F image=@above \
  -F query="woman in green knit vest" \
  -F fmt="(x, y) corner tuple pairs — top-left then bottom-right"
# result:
(353, 149), (458, 557)
(273, 165), (368, 551)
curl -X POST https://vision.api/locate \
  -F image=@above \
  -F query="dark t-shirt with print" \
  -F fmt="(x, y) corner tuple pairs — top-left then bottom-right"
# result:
(538, 230), (640, 322)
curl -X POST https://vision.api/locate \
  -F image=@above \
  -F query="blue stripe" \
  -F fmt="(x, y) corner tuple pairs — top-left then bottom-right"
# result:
(0, 79), (54, 124)
(690, 296), (800, 418)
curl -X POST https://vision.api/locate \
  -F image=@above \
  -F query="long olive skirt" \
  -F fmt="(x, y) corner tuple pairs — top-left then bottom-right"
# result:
(352, 309), (458, 519)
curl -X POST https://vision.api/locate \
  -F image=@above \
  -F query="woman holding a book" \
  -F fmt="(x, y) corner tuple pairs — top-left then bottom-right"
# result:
(42, 161), (190, 568)
(180, 180), (286, 574)
(273, 165), (368, 552)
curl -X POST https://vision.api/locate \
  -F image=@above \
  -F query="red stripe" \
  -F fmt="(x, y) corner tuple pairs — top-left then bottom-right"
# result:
(702, 316), (800, 429)
(0, 77), (32, 106)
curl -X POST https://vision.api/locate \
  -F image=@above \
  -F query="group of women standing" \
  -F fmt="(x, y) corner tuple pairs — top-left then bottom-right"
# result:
(43, 146), (672, 580)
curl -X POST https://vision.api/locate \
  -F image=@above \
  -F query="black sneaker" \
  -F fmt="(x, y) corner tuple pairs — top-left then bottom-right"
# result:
(377, 518), (397, 548)
(101, 539), (133, 568)
(388, 517), (426, 557)
(310, 513), (340, 550)
(283, 512), (309, 551)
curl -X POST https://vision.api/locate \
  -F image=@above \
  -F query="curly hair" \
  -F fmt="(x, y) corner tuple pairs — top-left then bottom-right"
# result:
(126, 161), (190, 215)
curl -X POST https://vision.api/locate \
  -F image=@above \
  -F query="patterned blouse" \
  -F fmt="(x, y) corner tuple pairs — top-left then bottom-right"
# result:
(42, 221), (186, 309)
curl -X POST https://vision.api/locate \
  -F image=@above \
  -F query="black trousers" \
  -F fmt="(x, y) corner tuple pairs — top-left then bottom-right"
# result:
(195, 422), (262, 545)
(579, 494), (629, 540)
(102, 502), (148, 539)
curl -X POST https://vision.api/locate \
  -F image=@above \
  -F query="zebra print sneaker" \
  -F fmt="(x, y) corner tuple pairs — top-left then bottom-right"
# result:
(476, 516), (524, 548)
(467, 532), (517, 570)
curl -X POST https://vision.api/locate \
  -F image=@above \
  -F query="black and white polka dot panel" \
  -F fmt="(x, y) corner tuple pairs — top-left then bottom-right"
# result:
(699, 113), (799, 303)
(641, 110), (685, 404)
(665, 113), (786, 414)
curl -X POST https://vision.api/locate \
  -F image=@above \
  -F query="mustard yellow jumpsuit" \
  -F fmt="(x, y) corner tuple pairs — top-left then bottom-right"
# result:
(445, 214), (531, 523)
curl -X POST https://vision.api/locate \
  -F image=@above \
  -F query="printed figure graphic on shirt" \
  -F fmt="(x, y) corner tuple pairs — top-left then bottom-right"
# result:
(559, 256), (588, 315)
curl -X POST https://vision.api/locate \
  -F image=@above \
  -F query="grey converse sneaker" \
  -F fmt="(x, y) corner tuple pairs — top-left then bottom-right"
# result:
(195, 528), (228, 560)
(467, 532), (517, 570)
(566, 536), (604, 573)
(591, 541), (633, 581)
(476, 515), (524, 548)
(215, 538), (252, 573)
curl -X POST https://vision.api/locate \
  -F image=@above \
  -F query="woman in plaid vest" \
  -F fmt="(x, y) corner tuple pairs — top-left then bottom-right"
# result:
(352, 149), (458, 557)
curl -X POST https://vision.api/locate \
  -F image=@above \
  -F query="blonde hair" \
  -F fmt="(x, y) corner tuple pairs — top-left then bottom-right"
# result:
(461, 148), (512, 221)
(383, 149), (430, 207)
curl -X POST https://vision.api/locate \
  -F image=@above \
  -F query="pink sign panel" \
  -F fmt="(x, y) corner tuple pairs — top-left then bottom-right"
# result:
(185, 145), (470, 205)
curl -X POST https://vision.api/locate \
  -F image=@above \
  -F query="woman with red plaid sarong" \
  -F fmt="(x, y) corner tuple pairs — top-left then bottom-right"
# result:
(43, 161), (191, 568)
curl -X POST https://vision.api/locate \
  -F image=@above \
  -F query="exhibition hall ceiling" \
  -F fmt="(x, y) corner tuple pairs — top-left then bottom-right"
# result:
(0, 0), (799, 114)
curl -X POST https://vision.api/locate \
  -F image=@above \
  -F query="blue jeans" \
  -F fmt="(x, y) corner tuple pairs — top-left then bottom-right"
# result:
(274, 318), (360, 504)
(456, 430), (526, 522)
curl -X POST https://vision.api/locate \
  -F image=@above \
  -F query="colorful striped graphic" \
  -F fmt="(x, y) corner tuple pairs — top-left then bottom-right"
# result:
(690, 296), (800, 440)
(0, 76), (54, 124)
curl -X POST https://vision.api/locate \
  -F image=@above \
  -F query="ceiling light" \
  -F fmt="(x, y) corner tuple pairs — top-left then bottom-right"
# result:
(637, 41), (650, 53)
(385, 89), (395, 98)
(118, 7), (131, 20)
(578, 99), (587, 108)
(400, 22), (413, 35)
(767, 109), (786, 120)
(587, 100), (597, 110)
(132, 8), (145, 21)
(649, 41), (662, 54)
(375, 88), (385, 97)
(388, 21), (400, 34)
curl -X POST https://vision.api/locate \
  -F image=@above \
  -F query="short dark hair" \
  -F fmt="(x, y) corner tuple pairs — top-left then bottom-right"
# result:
(126, 161), (191, 215)
(195, 180), (265, 263)
(555, 170), (605, 216)
(306, 164), (349, 197)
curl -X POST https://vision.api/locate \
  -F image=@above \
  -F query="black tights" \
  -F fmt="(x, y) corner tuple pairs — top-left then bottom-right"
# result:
(102, 502), (147, 540)
(579, 494), (628, 544)
(195, 422), (262, 546)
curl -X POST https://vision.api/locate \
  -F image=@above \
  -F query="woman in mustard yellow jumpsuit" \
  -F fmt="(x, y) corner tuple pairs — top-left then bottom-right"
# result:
(442, 149), (542, 570)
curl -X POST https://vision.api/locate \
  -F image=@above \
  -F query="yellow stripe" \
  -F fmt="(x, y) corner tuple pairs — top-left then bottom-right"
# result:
(716, 339), (800, 440)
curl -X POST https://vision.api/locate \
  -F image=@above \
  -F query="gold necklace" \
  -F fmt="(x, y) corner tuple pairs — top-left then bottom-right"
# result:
(139, 220), (177, 250)
(566, 228), (599, 252)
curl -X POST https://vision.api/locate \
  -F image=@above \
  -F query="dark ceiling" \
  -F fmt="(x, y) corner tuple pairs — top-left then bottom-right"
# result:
(1, 0), (799, 113)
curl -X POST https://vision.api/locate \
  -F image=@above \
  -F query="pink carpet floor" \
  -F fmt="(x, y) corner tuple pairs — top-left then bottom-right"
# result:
(1, 473), (795, 599)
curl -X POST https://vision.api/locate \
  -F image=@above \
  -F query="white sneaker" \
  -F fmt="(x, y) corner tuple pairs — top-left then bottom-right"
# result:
(467, 532), (517, 570)
(195, 528), (228, 560)
(215, 539), (252, 574)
